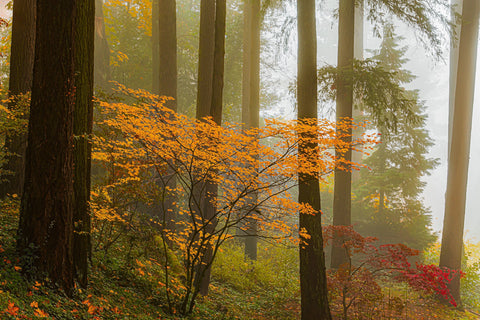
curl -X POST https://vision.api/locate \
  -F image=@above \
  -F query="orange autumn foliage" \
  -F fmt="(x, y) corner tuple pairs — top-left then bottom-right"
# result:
(5, 301), (19, 316)
(92, 84), (377, 314)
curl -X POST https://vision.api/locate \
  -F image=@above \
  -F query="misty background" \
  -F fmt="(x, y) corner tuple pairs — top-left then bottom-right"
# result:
(260, 0), (480, 241)
(1, 0), (478, 239)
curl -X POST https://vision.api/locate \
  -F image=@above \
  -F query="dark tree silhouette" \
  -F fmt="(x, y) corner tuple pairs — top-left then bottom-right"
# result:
(18, 1), (77, 294)
(297, 0), (332, 318)
(194, 0), (227, 297)
(73, 0), (95, 288)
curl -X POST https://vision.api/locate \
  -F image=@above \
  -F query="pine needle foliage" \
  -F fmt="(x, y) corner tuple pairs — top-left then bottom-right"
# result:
(318, 59), (421, 132)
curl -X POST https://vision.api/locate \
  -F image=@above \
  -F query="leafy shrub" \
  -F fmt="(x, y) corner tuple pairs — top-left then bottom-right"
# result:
(213, 241), (298, 299)
(424, 241), (480, 312)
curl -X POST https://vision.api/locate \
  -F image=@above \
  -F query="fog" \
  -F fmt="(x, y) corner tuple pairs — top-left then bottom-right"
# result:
(261, 1), (480, 241)
(0, 0), (478, 317)
(2, 0), (478, 240)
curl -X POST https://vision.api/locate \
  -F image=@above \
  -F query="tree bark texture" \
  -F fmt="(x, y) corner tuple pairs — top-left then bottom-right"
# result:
(18, 0), (76, 294)
(241, 0), (260, 261)
(331, 0), (355, 270)
(298, 0), (332, 319)
(440, 0), (479, 306)
(73, 0), (95, 289)
(0, 0), (36, 198)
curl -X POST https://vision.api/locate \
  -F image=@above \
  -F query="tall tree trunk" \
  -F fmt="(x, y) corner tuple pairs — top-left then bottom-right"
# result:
(297, 0), (332, 319)
(193, 0), (215, 298)
(157, 0), (177, 109)
(152, 0), (159, 94)
(152, 0), (177, 245)
(331, 0), (355, 269)
(440, 0), (479, 306)
(351, 0), (363, 183)
(18, 0), (76, 295)
(94, 0), (110, 90)
(73, 0), (95, 289)
(0, 0), (36, 198)
(377, 139), (386, 216)
(195, 0), (226, 296)
(196, 0), (216, 120)
(448, 0), (462, 158)
(241, 0), (260, 261)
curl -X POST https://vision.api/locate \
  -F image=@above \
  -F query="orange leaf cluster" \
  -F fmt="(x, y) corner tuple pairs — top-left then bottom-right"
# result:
(93, 84), (376, 246)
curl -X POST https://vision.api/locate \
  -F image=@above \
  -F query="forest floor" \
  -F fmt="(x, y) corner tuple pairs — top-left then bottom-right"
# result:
(0, 197), (478, 319)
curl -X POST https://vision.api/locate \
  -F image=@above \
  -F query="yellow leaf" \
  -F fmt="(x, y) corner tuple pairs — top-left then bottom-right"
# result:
(34, 308), (49, 317)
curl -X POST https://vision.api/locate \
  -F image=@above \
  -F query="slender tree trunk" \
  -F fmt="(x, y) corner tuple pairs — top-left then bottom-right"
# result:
(208, 0), (225, 125)
(157, 0), (177, 110)
(18, 0), (76, 295)
(194, 0), (215, 297)
(73, 0), (95, 289)
(448, 0), (462, 158)
(241, 0), (260, 261)
(152, 0), (178, 245)
(440, 0), (479, 306)
(351, 0), (363, 183)
(94, 0), (110, 90)
(331, 0), (355, 269)
(378, 139), (386, 216)
(0, 0), (36, 198)
(152, 0), (159, 94)
(196, 0), (216, 120)
(298, 0), (332, 319)
(195, 0), (226, 296)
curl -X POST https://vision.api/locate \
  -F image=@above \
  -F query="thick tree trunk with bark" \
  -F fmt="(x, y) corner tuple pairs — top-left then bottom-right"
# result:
(0, 0), (36, 198)
(18, 0), (77, 294)
(440, 0), (479, 306)
(241, 0), (260, 261)
(297, 0), (332, 319)
(331, 0), (355, 269)
(73, 0), (95, 289)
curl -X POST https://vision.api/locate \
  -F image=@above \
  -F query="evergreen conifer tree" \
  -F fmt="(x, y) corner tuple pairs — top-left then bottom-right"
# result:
(353, 24), (438, 251)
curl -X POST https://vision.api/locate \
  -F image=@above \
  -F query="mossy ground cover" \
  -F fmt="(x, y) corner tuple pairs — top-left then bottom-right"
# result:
(0, 196), (477, 319)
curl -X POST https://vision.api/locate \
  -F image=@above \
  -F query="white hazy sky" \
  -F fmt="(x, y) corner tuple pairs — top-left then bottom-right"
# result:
(406, 37), (480, 242)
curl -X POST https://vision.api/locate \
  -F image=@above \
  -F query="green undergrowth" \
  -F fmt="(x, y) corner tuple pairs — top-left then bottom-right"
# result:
(0, 196), (477, 319)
